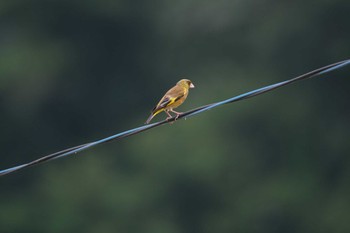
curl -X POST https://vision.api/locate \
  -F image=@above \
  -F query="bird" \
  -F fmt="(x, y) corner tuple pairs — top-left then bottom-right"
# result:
(145, 79), (195, 124)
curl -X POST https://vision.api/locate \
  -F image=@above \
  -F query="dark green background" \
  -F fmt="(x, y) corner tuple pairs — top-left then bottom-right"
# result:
(1, 0), (350, 232)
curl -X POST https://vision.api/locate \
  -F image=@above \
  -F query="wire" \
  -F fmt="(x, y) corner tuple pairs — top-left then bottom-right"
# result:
(1, 59), (349, 177)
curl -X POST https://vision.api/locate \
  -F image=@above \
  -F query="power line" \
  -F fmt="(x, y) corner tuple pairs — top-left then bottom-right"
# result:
(1, 59), (349, 177)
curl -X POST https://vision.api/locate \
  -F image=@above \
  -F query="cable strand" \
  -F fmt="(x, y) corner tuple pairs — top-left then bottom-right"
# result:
(1, 59), (349, 177)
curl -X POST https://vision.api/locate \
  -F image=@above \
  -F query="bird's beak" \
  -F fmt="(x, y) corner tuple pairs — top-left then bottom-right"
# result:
(190, 83), (195, 88)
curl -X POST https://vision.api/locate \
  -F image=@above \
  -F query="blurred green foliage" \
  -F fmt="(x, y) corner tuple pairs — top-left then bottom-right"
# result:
(1, 0), (350, 232)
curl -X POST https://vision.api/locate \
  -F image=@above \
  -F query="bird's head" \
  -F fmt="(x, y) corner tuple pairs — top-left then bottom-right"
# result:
(177, 79), (195, 89)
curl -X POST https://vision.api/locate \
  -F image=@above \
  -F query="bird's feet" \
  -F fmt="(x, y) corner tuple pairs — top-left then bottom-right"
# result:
(166, 116), (175, 124)
(171, 110), (183, 121)
(166, 114), (181, 124)
(166, 110), (183, 124)
(171, 110), (183, 115)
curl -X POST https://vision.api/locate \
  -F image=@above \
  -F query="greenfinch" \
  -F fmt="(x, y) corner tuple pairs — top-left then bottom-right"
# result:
(146, 79), (195, 124)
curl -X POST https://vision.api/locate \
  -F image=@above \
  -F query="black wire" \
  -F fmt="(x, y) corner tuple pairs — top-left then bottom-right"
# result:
(1, 59), (349, 177)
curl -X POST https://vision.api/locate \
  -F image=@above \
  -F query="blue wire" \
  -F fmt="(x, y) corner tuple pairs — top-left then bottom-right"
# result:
(1, 59), (349, 176)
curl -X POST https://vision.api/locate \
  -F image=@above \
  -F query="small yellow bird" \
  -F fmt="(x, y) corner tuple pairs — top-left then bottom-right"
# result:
(145, 79), (195, 124)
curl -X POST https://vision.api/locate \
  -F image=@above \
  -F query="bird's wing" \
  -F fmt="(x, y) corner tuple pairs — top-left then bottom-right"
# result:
(153, 87), (185, 112)
(157, 96), (172, 108)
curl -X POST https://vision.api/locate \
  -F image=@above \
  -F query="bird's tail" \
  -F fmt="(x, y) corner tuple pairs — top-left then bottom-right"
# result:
(145, 108), (164, 124)
(145, 113), (154, 124)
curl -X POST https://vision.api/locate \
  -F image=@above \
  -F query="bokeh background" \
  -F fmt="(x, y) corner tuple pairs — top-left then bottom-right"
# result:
(1, 0), (350, 232)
